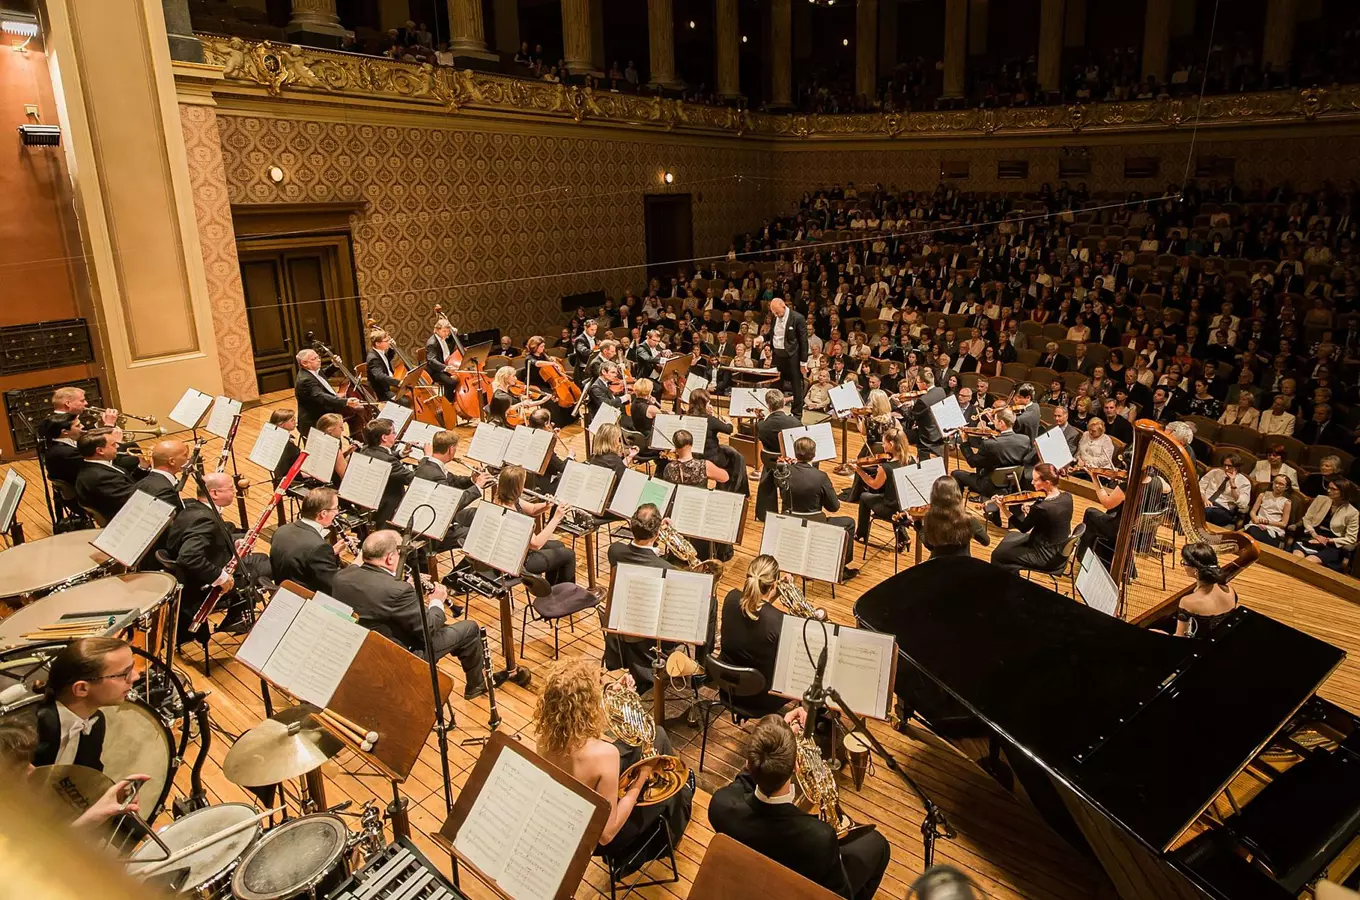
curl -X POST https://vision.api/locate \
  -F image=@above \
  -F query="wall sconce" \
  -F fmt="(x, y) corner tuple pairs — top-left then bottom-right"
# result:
(663, 172), (675, 185)
(17, 104), (58, 147)
(267, 166), (285, 184)
(2, 11), (39, 52)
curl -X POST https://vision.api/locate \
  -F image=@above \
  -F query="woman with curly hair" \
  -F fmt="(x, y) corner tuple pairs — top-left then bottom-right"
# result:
(533, 659), (693, 870)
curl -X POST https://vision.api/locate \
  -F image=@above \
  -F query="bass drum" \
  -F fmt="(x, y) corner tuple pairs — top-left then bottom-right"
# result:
(126, 802), (262, 899)
(0, 640), (190, 822)
(231, 813), (353, 900)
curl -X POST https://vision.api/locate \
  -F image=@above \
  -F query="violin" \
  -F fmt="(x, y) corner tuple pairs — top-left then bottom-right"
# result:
(855, 452), (894, 468)
(994, 490), (1046, 507)
(892, 504), (931, 523)
(1079, 465), (1129, 484)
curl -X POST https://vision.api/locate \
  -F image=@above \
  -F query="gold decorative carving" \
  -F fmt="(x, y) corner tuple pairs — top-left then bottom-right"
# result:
(197, 35), (1360, 140)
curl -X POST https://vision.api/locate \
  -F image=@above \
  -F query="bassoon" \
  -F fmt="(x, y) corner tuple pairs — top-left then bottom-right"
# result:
(189, 450), (308, 630)
(216, 411), (252, 527)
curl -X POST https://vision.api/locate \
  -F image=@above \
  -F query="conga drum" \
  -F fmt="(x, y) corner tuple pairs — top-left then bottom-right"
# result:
(842, 731), (872, 792)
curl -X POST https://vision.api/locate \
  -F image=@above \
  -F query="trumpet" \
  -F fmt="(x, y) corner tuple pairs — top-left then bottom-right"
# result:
(602, 682), (689, 806)
(119, 426), (169, 440)
(775, 577), (826, 621)
(85, 406), (158, 428)
(657, 522), (723, 577)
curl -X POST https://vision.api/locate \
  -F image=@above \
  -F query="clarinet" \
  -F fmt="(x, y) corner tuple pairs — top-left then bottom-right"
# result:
(479, 626), (501, 731)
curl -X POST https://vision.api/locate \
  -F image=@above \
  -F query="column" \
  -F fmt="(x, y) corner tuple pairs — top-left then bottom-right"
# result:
(1037, 0), (1064, 96)
(769, 0), (792, 108)
(492, 0), (520, 55)
(561, 0), (600, 76)
(647, 0), (680, 89)
(447, 0), (497, 61)
(941, 0), (967, 100)
(968, 0), (987, 56)
(1262, 0), (1298, 71)
(42, 0), (225, 420)
(715, 0), (741, 100)
(285, 0), (348, 49)
(161, 0), (204, 62)
(855, 0), (877, 101)
(1141, 0), (1171, 82)
(1064, 0), (1085, 48)
(878, 0), (898, 76)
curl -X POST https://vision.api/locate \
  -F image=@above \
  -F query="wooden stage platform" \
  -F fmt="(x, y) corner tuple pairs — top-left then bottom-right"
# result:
(7, 393), (1360, 900)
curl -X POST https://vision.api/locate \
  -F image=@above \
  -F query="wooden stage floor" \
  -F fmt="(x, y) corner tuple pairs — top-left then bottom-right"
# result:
(8, 393), (1360, 900)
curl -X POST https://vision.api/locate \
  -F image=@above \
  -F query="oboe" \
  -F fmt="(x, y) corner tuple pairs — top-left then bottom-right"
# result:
(479, 626), (501, 732)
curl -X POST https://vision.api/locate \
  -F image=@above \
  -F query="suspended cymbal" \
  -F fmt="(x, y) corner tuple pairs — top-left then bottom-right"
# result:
(222, 704), (342, 787)
(30, 764), (115, 822)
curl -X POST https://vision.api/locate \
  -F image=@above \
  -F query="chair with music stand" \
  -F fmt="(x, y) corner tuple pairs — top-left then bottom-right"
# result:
(595, 813), (682, 900)
(696, 657), (769, 772)
(156, 549), (213, 675)
(1019, 523), (1084, 597)
(518, 571), (599, 660)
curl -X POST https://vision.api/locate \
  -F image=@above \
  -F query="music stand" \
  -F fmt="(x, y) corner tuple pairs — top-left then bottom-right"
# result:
(439, 731), (608, 900)
(657, 355), (692, 411)
(689, 835), (841, 900)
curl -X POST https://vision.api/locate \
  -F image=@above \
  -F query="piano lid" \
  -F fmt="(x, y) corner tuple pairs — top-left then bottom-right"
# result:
(856, 557), (1345, 852)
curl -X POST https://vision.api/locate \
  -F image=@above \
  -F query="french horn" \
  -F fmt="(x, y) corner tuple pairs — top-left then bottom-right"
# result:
(656, 522), (724, 577)
(602, 682), (690, 806)
(775, 577), (827, 620)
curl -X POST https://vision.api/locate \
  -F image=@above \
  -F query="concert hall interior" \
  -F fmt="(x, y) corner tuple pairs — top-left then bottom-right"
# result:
(6, 1), (1360, 898)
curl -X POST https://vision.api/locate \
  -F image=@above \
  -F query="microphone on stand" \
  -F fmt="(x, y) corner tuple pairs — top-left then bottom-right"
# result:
(800, 619), (829, 740)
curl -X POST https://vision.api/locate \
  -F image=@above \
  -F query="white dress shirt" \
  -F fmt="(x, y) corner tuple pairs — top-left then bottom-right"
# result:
(312, 369), (337, 396)
(772, 313), (788, 351)
(54, 702), (96, 766)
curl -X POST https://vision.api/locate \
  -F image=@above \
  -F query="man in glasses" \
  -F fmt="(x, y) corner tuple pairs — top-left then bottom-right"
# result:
(32, 637), (138, 771)
(269, 486), (344, 594)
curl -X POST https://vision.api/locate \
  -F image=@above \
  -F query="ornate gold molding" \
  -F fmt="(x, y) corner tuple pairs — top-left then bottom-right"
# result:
(197, 34), (1360, 140)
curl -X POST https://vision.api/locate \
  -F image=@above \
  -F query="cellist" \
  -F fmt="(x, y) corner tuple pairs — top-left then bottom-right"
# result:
(524, 334), (579, 427)
(365, 329), (401, 403)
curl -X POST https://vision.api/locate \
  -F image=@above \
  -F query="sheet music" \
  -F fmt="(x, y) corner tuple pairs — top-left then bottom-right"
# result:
(656, 570), (714, 644)
(828, 383), (865, 416)
(608, 563), (665, 636)
(167, 388), (213, 429)
(1076, 549), (1120, 616)
(892, 456), (947, 508)
(772, 618), (830, 701)
(456, 749), (596, 900)
(554, 460), (614, 515)
(463, 503), (504, 571)
(376, 402), (413, 432)
(670, 485), (743, 544)
(465, 504), (535, 575)
(760, 514), (842, 582)
(261, 599), (367, 708)
(90, 491), (174, 567)
(300, 428), (340, 483)
(400, 420), (441, 451)
(1036, 426), (1075, 470)
(778, 422), (836, 462)
(728, 387), (768, 418)
(829, 628), (895, 719)
(804, 519), (845, 583)
(761, 513), (808, 573)
(467, 422), (513, 466)
(930, 394), (967, 432)
(204, 396), (242, 439)
(235, 586), (306, 671)
(0, 469), (25, 532)
(587, 402), (620, 434)
(248, 423), (291, 471)
(681, 371), (709, 404)
(504, 426), (555, 473)
(338, 452), (391, 510)
(392, 478), (459, 539)
(651, 414), (708, 452)
(311, 592), (354, 620)
(607, 468), (675, 518)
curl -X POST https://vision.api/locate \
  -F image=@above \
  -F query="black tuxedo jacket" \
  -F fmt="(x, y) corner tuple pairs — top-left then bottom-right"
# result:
(44, 442), (85, 486)
(269, 519), (340, 594)
(586, 378), (626, 419)
(413, 457), (475, 491)
(134, 471), (186, 511)
(331, 562), (444, 654)
(786, 463), (839, 515)
(33, 702), (106, 770)
(1013, 403), (1042, 441)
(757, 411), (803, 462)
(969, 431), (1035, 472)
(606, 542), (675, 571)
(633, 342), (662, 379)
(708, 772), (848, 897)
(772, 310), (809, 363)
(294, 368), (349, 434)
(1041, 353), (1069, 372)
(424, 334), (460, 392)
(911, 386), (949, 448)
(572, 334), (597, 379)
(364, 348), (401, 402)
(356, 446), (414, 526)
(166, 500), (235, 595)
(75, 461), (144, 522)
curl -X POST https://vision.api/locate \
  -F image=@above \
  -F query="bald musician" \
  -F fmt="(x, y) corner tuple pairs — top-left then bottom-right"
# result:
(166, 473), (269, 638)
(133, 440), (190, 511)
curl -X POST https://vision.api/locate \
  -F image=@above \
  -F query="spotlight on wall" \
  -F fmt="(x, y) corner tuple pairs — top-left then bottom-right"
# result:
(17, 123), (59, 146)
(842, 38), (849, 46)
(663, 172), (675, 184)
(267, 165), (285, 184)
(688, 20), (695, 28)
(2, 10), (39, 52)
(741, 35), (748, 43)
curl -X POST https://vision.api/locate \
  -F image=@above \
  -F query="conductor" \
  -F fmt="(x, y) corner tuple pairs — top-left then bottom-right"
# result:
(768, 297), (809, 417)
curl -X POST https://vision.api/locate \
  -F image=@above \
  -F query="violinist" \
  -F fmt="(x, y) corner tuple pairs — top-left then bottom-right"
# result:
(425, 318), (462, 400)
(628, 378), (660, 451)
(295, 348), (364, 435)
(588, 362), (630, 421)
(784, 436), (857, 580)
(365, 329), (401, 403)
(633, 329), (664, 380)
(685, 389), (733, 458)
(853, 428), (914, 552)
(859, 389), (898, 450)
(587, 340), (621, 381)
(572, 320), (600, 381)
(588, 422), (637, 479)
(950, 407), (1033, 501)
(990, 463), (1073, 574)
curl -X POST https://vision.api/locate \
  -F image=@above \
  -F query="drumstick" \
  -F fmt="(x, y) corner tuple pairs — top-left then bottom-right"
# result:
(131, 807), (282, 877)
(318, 709), (378, 751)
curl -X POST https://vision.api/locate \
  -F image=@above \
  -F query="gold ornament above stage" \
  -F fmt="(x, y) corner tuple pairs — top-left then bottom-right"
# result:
(197, 35), (1360, 141)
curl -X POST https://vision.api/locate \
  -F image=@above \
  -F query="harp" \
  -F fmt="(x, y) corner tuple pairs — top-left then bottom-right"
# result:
(1111, 420), (1258, 625)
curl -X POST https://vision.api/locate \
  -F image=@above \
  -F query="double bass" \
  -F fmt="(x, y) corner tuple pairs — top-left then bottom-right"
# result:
(366, 316), (437, 423)
(307, 333), (377, 429)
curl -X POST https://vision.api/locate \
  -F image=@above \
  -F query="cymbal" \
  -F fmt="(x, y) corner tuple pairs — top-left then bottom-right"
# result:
(30, 764), (114, 822)
(222, 704), (343, 787)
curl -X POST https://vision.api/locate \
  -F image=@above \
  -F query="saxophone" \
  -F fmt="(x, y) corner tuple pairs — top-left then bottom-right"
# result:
(656, 522), (724, 577)
(602, 683), (690, 806)
(775, 577), (827, 621)
(794, 735), (862, 839)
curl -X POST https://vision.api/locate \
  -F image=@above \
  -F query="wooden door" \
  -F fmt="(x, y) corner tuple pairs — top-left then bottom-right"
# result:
(239, 245), (360, 396)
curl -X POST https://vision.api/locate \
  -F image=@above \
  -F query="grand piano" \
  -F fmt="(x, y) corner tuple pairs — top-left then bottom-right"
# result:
(857, 553), (1360, 898)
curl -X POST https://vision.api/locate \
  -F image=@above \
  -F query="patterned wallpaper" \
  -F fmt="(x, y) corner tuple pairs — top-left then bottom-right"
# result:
(214, 114), (772, 348)
(770, 133), (1360, 209)
(179, 103), (259, 401)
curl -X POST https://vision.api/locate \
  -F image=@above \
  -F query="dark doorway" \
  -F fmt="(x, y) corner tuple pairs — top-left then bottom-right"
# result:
(644, 193), (694, 284)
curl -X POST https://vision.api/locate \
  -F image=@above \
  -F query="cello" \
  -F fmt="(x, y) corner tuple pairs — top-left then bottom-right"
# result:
(429, 305), (487, 425)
